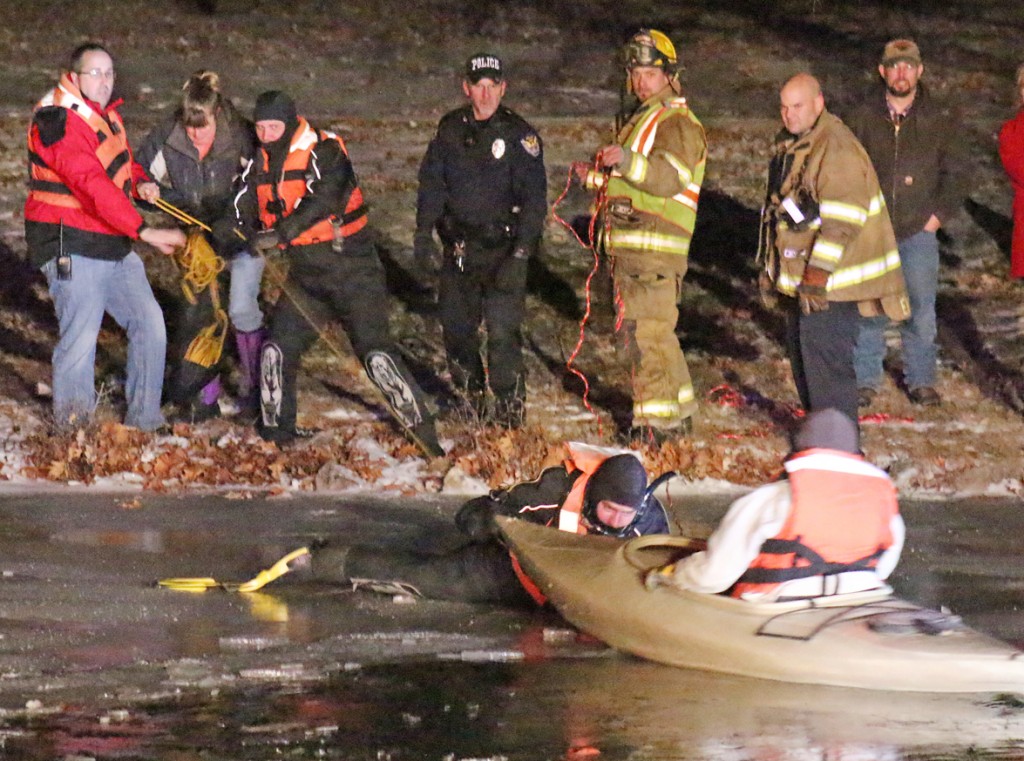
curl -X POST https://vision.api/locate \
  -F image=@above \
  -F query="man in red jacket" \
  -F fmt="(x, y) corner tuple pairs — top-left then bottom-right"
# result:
(25, 43), (185, 431)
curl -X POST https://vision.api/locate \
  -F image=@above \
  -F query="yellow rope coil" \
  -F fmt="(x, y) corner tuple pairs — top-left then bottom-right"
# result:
(176, 230), (226, 300)
(175, 230), (229, 368)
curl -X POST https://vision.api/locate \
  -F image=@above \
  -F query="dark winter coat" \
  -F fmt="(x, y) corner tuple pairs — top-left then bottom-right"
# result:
(134, 100), (256, 227)
(999, 109), (1024, 279)
(845, 85), (965, 242)
(416, 104), (546, 254)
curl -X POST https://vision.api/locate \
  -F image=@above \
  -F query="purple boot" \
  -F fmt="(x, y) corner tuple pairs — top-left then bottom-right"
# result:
(235, 328), (267, 418)
(187, 376), (221, 422)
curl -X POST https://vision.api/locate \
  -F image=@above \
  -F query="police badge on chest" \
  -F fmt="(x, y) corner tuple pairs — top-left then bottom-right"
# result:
(491, 138), (505, 159)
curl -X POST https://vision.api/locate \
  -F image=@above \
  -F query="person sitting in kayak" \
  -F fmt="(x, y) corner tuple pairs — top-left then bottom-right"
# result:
(647, 408), (905, 602)
(299, 442), (675, 606)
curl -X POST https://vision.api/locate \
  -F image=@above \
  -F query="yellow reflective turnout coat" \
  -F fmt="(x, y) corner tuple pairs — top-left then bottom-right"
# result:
(585, 85), (706, 260)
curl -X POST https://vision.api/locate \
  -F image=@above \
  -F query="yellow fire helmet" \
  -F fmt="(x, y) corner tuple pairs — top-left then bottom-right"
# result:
(623, 29), (678, 71)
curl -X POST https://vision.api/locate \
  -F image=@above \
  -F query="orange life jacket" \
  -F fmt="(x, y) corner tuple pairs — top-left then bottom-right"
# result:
(26, 76), (133, 214)
(511, 443), (642, 605)
(555, 442), (641, 534)
(731, 448), (898, 599)
(254, 117), (367, 246)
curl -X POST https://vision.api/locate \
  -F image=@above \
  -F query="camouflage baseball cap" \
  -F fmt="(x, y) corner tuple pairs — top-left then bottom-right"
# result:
(882, 38), (922, 66)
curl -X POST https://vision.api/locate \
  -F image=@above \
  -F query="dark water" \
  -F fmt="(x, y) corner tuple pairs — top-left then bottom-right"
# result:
(1, 492), (1023, 760)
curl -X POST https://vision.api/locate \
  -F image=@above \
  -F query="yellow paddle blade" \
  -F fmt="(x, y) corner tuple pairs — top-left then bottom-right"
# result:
(235, 547), (311, 593)
(158, 547), (310, 594)
(157, 576), (222, 592)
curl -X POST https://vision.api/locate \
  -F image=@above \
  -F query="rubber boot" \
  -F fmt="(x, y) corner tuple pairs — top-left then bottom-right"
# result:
(190, 377), (221, 422)
(235, 328), (266, 420)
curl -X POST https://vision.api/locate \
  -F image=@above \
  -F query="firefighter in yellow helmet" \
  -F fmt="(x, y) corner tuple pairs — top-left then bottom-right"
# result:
(573, 30), (707, 443)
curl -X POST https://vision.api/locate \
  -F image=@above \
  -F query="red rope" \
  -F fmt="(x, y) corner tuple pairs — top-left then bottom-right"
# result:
(552, 161), (609, 434)
(859, 412), (915, 425)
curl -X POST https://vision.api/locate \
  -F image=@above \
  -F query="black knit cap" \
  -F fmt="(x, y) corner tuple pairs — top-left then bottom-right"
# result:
(584, 454), (648, 512)
(253, 90), (298, 127)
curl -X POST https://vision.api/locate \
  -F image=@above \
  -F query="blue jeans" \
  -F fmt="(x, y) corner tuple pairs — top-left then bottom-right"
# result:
(227, 251), (265, 333)
(854, 230), (939, 390)
(43, 253), (167, 431)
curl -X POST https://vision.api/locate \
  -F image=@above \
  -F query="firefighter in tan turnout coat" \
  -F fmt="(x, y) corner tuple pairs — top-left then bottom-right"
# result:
(760, 73), (909, 427)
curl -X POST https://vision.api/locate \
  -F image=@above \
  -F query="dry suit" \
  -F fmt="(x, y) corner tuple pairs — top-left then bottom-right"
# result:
(223, 106), (440, 451)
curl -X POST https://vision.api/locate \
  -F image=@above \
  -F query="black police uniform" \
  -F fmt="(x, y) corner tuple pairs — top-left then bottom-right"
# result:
(416, 104), (546, 426)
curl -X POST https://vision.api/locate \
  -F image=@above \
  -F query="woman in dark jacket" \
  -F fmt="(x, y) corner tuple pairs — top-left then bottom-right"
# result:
(136, 70), (265, 419)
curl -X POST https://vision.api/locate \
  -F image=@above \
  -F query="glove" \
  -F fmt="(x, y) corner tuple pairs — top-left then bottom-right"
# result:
(455, 494), (502, 543)
(253, 228), (282, 255)
(413, 229), (440, 276)
(757, 270), (778, 310)
(494, 247), (529, 292)
(797, 264), (830, 315)
(209, 218), (248, 256)
(644, 563), (678, 591)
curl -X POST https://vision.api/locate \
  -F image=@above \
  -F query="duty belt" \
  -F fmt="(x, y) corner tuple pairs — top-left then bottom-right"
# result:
(439, 213), (516, 249)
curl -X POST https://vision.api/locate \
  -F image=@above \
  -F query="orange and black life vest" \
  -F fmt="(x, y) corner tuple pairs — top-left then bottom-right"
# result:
(511, 443), (642, 604)
(26, 77), (133, 214)
(254, 117), (367, 247)
(553, 442), (640, 534)
(731, 448), (898, 599)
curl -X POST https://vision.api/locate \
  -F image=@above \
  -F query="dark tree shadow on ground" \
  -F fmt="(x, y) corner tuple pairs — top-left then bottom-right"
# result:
(373, 234), (437, 318)
(686, 188), (787, 351)
(965, 198), (1014, 261)
(937, 291), (1024, 412)
(525, 330), (635, 437)
(528, 252), (584, 321)
(0, 242), (59, 404)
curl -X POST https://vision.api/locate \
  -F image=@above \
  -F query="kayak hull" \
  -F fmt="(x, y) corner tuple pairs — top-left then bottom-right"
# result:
(497, 517), (1024, 693)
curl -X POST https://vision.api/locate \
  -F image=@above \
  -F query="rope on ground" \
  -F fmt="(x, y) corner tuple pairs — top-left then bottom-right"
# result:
(706, 383), (916, 432)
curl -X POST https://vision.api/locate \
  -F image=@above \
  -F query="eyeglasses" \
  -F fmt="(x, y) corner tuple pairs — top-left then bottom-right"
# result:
(78, 68), (116, 81)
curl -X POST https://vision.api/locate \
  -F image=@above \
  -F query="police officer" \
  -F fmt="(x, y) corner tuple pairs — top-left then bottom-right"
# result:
(414, 53), (547, 428)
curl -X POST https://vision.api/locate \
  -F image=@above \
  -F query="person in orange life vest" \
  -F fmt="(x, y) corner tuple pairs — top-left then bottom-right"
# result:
(647, 408), (904, 602)
(303, 443), (673, 606)
(135, 70), (263, 422)
(217, 91), (441, 453)
(25, 42), (186, 431)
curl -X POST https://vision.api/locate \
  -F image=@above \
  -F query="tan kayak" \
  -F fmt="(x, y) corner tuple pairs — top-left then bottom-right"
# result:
(497, 516), (1024, 693)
